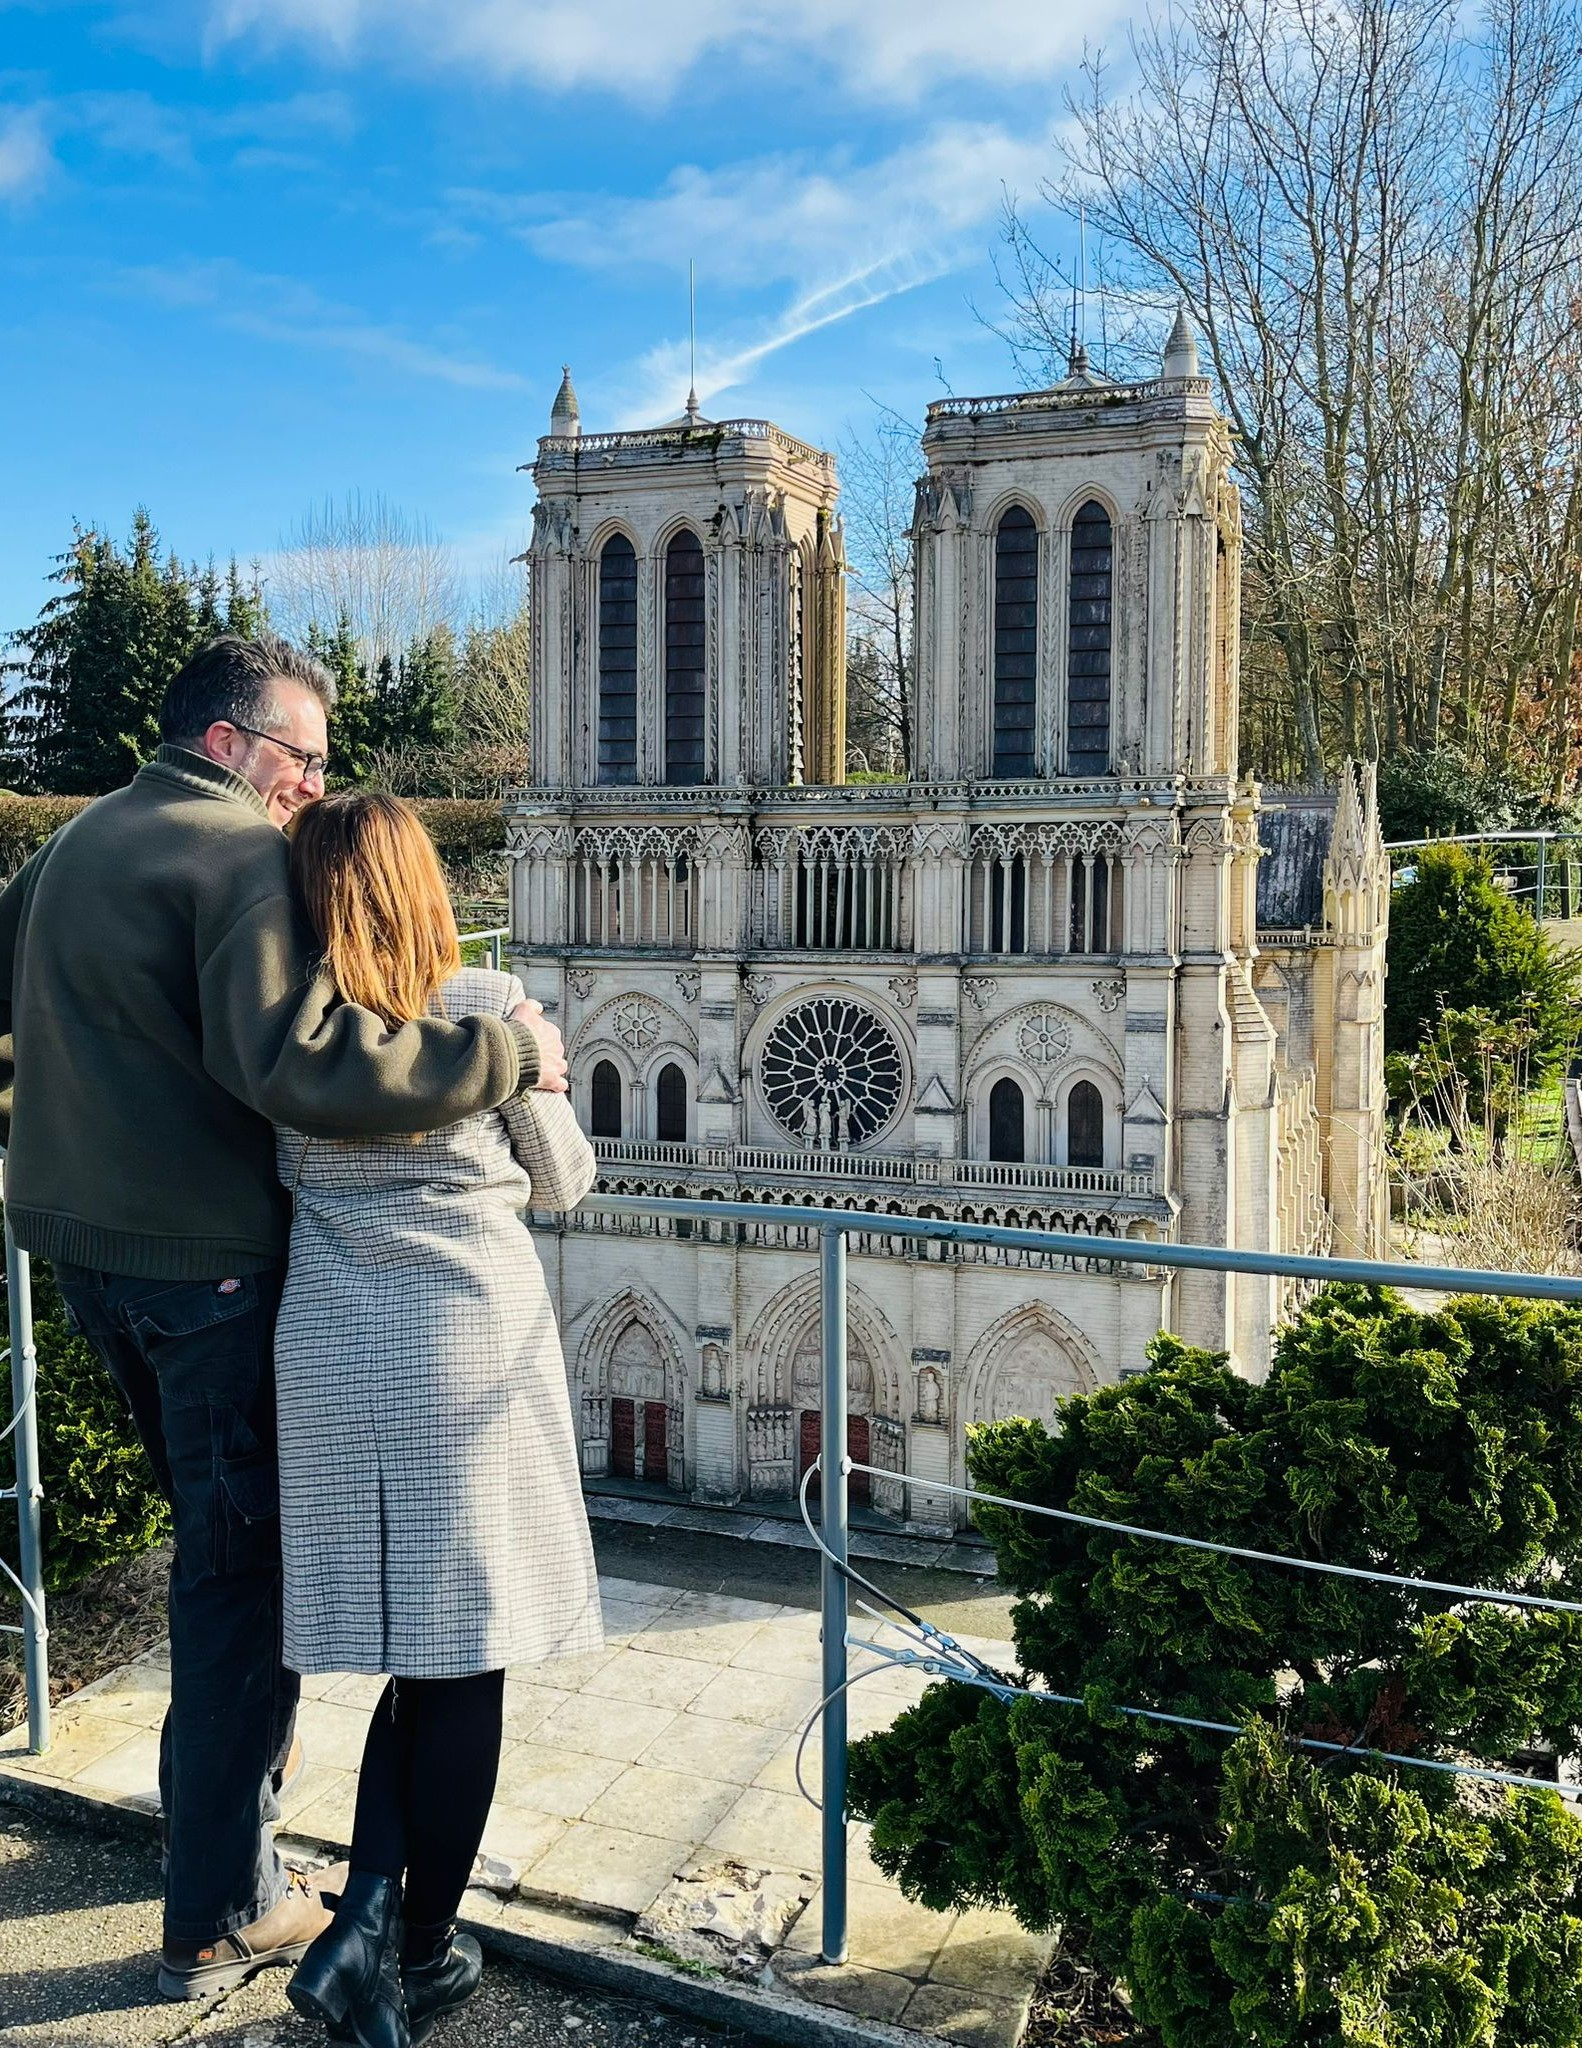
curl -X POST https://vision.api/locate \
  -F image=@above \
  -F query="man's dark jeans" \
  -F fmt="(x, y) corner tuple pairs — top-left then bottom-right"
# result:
(54, 1262), (299, 1945)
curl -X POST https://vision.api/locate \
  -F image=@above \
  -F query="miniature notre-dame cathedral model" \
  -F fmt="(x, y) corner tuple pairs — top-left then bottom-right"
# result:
(505, 321), (1389, 1526)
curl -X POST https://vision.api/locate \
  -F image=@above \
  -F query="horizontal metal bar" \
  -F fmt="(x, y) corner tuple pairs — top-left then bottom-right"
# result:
(846, 1637), (1582, 1801)
(1386, 832), (1582, 849)
(847, 1461), (1582, 1612)
(581, 1193), (1582, 1301)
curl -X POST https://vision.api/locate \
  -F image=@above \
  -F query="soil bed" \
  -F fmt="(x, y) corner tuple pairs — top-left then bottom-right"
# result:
(1, 1541), (169, 1731)
(1023, 1937), (1156, 2048)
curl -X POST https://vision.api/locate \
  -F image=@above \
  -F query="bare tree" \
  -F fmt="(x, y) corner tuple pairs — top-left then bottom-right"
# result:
(269, 491), (462, 669)
(999, 0), (1582, 782)
(839, 408), (915, 776)
(362, 552), (533, 799)
(458, 553), (533, 774)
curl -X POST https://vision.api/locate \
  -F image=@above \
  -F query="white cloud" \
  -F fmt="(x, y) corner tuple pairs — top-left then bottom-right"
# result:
(206, 0), (1132, 106)
(0, 104), (54, 202)
(0, 87), (359, 192)
(506, 125), (1053, 288)
(115, 257), (529, 391)
(467, 122), (1055, 421)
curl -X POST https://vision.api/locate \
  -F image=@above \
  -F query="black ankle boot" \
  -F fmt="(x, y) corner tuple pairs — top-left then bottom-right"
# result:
(288, 1870), (408, 2048)
(402, 1922), (483, 2046)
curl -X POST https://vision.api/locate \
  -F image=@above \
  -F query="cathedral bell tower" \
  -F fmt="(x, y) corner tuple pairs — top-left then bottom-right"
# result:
(525, 373), (846, 791)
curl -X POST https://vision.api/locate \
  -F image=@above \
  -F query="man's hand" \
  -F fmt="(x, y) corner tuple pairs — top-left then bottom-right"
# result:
(510, 999), (569, 1094)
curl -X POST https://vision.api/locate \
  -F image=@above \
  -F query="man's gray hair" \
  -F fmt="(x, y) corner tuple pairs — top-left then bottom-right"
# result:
(158, 634), (338, 746)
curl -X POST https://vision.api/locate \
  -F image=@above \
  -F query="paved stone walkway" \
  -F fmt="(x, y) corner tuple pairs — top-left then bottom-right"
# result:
(0, 1575), (1048, 2048)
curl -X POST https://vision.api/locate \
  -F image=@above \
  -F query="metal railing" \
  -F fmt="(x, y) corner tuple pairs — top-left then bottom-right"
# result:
(585, 1190), (1582, 1967)
(12, 1179), (1582, 1973)
(1387, 829), (1582, 925)
(458, 927), (508, 972)
(2, 1169), (49, 1755)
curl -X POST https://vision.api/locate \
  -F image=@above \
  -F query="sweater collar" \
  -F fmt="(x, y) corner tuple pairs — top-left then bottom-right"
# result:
(141, 745), (274, 824)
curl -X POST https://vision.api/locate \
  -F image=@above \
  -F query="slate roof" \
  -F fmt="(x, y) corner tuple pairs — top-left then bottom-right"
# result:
(1257, 791), (1337, 929)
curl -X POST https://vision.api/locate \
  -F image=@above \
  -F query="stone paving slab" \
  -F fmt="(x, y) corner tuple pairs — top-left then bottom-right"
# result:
(0, 1573), (1047, 2048)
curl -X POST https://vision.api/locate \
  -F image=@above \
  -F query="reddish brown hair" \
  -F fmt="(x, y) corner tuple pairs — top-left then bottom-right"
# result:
(288, 792), (461, 1026)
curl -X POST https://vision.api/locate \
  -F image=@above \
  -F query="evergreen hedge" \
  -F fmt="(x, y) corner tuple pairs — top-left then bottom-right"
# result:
(0, 794), (90, 879)
(0, 791), (504, 882)
(848, 1287), (1582, 2047)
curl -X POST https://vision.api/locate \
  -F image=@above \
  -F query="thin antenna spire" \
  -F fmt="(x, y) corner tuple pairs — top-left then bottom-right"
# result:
(1067, 204), (1090, 375)
(1079, 201), (1087, 342)
(686, 259), (699, 423)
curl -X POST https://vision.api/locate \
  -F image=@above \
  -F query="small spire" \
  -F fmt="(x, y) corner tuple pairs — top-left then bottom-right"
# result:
(684, 382), (700, 426)
(549, 364), (580, 439)
(1067, 336), (1091, 377)
(1161, 305), (1199, 381)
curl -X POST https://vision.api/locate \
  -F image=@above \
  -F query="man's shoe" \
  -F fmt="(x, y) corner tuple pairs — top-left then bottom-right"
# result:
(404, 1923), (484, 2046)
(288, 1869), (408, 2048)
(158, 1870), (334, 1999)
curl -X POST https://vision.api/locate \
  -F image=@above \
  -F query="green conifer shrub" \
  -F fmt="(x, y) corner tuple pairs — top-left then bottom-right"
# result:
(1386, 845), (1580, 1102)
(848, 1288), (1582, 2046)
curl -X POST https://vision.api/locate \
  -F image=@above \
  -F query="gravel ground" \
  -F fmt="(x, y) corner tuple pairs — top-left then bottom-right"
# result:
(0, 1805), (773, 2048)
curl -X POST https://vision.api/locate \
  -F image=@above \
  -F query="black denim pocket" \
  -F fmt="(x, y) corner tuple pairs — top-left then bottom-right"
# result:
(130, 1277), (267, 1410)
(134, 1276), (261, 1339)
(217, 1445), (282, 1575)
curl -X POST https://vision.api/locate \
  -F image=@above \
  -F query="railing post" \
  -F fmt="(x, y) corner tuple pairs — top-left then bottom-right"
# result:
(819, 1223), (849, 1965)
(1537, 839), (1548, 925)
(490, 931), (503, 973)
(5, 1208), (49, 1754)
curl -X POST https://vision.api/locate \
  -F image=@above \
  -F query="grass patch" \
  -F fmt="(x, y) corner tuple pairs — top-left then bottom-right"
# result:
(633, 1940), (724, 1980)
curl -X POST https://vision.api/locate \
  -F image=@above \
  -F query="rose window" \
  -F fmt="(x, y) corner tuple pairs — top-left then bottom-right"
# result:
(761, 998), (905, 1149)
(613, 1000), (660, 1052)
(1018, 1010), (1073, 1067)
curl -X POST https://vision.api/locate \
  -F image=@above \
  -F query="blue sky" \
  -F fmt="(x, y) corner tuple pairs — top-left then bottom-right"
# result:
(0, 0), (1134, 634)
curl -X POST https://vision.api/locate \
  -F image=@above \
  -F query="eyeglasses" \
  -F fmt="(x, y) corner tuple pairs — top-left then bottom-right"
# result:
(229, 723), (328, 782)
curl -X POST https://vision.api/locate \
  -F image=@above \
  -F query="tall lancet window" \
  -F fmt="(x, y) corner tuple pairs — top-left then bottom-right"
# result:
(597, 534), (638, 785)
(664, 529), (707, 783)
(992, 506), (1039, 778)
(988, 1077), (1026, 1163)
(1066, 501), (1113, 774)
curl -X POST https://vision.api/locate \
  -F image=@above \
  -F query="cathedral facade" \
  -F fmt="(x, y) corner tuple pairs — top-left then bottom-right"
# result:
(504, 328), (1389, 1527)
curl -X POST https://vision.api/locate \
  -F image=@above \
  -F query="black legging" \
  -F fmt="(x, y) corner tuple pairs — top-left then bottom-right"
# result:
(349, 1670), (505, 1938)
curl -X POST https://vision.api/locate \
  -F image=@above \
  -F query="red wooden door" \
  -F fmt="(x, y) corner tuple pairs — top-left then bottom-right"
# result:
(610, 1397), (636, 1479)
(848, 1415), (871, 1505)
(798, 1411), (872, 1505)
(642, 1401), (669, 1485)
(799, 1410), (821, 1491)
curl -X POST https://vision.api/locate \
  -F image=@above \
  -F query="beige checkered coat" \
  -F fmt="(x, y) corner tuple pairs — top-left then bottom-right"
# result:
(274, 968), (603, 1679)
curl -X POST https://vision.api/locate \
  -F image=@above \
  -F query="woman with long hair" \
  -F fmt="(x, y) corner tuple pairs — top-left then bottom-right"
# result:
(273, 793), (600, 2048)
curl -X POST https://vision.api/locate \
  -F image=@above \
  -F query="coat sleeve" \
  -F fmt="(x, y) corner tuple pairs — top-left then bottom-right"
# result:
(500, 1092), (598, 1212)
(494, 974), (597, 1210)
(198, 893), (541, 1140)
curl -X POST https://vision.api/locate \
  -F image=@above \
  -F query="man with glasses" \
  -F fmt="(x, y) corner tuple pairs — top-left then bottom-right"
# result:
(0, 634), (567, 2000)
